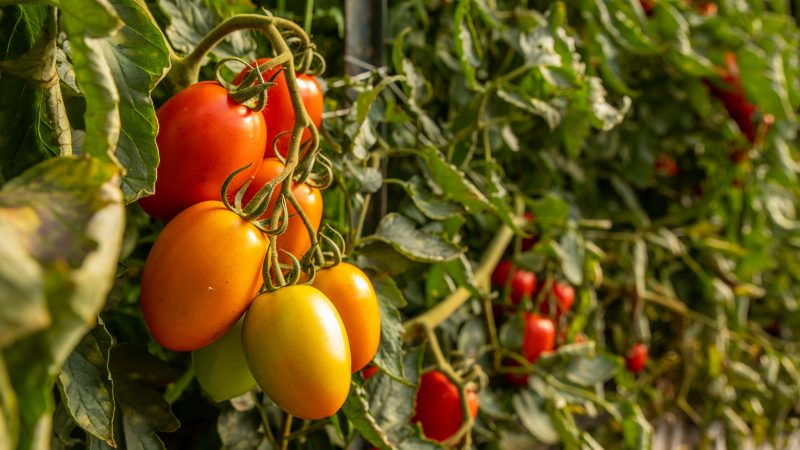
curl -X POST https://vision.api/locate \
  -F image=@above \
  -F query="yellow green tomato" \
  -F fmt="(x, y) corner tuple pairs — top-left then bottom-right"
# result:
(242, 285), (351, 420)
(192, 319), (257, 402)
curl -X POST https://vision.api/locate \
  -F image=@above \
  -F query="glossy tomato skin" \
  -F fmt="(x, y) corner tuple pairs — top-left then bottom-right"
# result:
(412, 370), (479, 443)
(242, 285), (351, 420)
(311, 263), (380, 373)
(362, 365), (379, 380)
(234, 59), (324, 158)
(239, 158), (322, 262)
(139, 82), (266, 219)
(540, 282), (575, 318)
(626, 343), (648, 374)
(507, 313), (556, 386)
(192, 318), (256, 402)
(491, 260), (537, 305)
(140, 201), (267, 351)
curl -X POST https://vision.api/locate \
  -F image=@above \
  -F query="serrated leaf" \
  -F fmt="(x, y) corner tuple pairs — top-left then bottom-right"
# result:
(497, 88), (560, 129)
(369, 273), (407, 381)
(100, 0), (170, 202)
(420, 147), (492, 214)
(566, 355), (620, 386)
(513, 390), (559, 444)
(60, 0), (124, 163)
(58, 323), (115, 445)
(158, 0), (256, 62)
(108, 343), (180, 450)
(0, 156), (124, 450)
(342, 381), (392, 449)
(401, 176), (463, 221)
(362, 213), (463, 262)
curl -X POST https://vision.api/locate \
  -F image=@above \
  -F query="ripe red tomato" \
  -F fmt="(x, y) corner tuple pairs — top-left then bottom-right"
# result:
(234, 58), (324, 158)
(491, 260), (537, 305)
(539, 281), (575, 318)
(626, 343), (648, 374)
(242, 285), (351, 420)
(311, 262), (380, 373)
(239, 158), (322, 262)
(507, 314), (555, 386)
(705, 52), (757, 143)
(362, 365), (379, 380)
(139, 81), (266, 220)
(140, 201), (268, 351)
(412, 370), (479, 443)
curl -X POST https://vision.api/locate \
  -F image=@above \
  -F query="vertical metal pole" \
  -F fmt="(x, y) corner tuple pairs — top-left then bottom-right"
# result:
(344, 0), (387, 236)
(344, 0), (386, 75)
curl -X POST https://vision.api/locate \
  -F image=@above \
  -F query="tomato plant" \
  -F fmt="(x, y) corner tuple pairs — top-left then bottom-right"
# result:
(242, 285), (350, 420)
(138, 81), (266, 219)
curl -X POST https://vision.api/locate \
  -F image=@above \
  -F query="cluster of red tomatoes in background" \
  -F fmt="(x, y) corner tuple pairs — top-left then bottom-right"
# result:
(136, 60), (382, 420)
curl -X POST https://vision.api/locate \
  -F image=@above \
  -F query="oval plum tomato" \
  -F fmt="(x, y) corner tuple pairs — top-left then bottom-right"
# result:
(412, 371), (479, 443)
(522, 314), (555, 362)
(192, 319), (256, 402)
(140, 201), (267, 351)
(311, 262), (380, 373)
(539, 281), (575, 318)
(139, 81), (266, 220)
(626, 343), (648, 374)
(491, 260), (537, 305)
(242, 285), (350, 420)
(234, 59), (324, 158)
(239, 158), (322, 262)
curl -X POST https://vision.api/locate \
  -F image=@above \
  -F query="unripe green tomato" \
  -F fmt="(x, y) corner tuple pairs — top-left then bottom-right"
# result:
(242, 285), (351, 420)
(192, 319), (257, 402)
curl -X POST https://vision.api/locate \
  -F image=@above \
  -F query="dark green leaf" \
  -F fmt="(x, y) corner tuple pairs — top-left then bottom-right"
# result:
(400, 176), (464, 221)
(369, 273), (407, 382)
(620, 400), (652, 450)
(420, 147), (492, 214)
(513, 390), (559, 444)
(108, 343), (180, 450)
(497, 89), (560, 129)
(566, 355), (620, 386)
(342, 382), (392, 449)
(217, 406), (266, 450)
(362, 213), (463, 262)
(100, 0), (171, 202)
(58, 323), (115, 445)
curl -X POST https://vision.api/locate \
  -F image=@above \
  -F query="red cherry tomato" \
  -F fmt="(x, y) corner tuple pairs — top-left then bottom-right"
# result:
(239, 159), (322, 262)
(412, 370), (479, 443)
(705, 52), (757, 143)
(139, 81), (266, 220)
(539, 281), (575, 318)
(506, 314), (555, 386)
(626, 343), (648, 374)
(234, 58), (324, 158)
(492, 260), (537, 305)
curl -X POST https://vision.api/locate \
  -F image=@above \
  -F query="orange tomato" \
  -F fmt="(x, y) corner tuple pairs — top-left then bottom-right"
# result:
(239, 158), (322, 262)
(242, 285), (351, 420)
(140, 201), (267, 351)
(312, 263), (381, 372)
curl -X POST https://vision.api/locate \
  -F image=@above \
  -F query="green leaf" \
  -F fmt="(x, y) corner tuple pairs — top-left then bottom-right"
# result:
(342, 381), (392, 450)
(400, 176), (464, 221)
(420, 147), (493, 214)
(100, 0), (171, 202)
(0, 357), (17, 450)
(362, 213), (463, 263)
(512, 390), (559, 445)
(738, 46), (796, 122)
(369, 273), (407, 382)
(587, 77), (630, 131)
(620, 400), (653, 450)
(349, 75), (404, 159)
(587, 0), (657, 55)
(60, 0), (124, 162)
(0, 156), (124, 450)
(108, 343), (180, 449)
(216, 406), (266, 450)
(497, 88), (560, 129)
(58, 322), (115, 445)
(158, 0), (256, 62)
(655, 4), (715, 77)
(453, 0), (478, 89)
(0, 6), (58, 182)
(566, 355), (620, 386)
(555, 229), (584, 285)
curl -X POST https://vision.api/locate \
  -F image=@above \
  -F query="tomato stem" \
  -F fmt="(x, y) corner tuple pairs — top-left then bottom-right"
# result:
(279, 414), (294, 450)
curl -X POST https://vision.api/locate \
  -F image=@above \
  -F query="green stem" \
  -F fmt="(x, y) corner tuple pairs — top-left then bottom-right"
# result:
(304, 0), (314, 34)
(280, 414), (294, 450)
(164, 365), (195, 405)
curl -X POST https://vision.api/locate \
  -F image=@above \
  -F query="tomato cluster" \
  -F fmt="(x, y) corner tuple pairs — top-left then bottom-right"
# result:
(137, 64), (381, 420)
